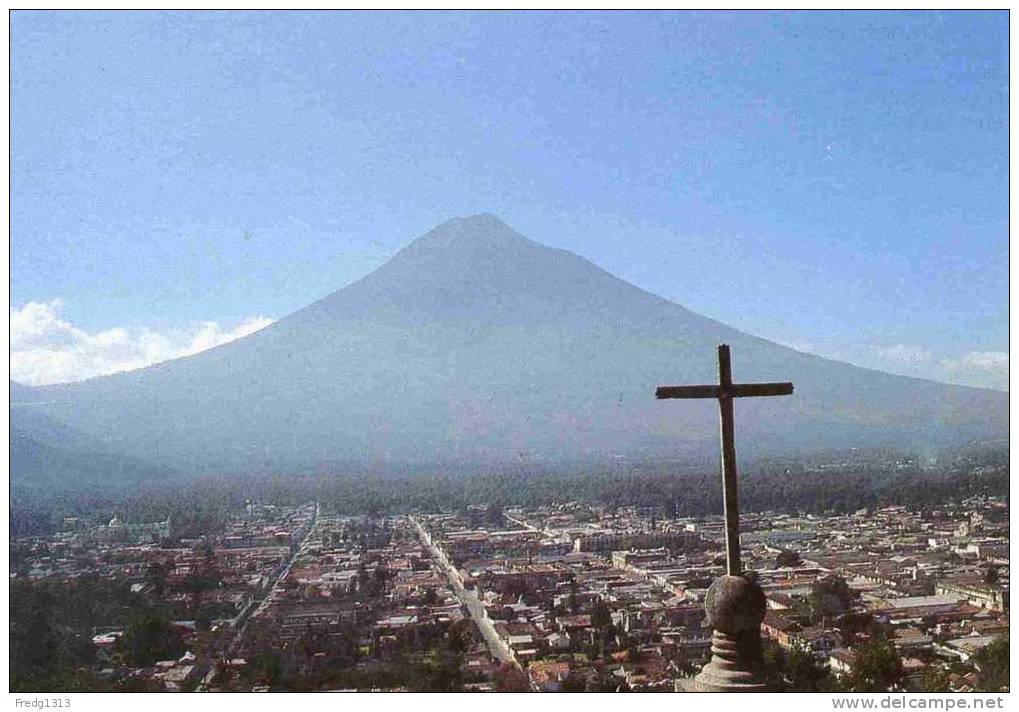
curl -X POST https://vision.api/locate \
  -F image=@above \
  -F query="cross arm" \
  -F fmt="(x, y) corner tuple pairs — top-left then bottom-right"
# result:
(729, 382), (794, 398)
(655, 382), (793, 400)
(655, 385), (721, 399)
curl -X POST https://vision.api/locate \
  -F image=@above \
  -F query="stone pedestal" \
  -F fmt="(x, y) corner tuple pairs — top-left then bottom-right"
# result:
(693, 573), (768, 692)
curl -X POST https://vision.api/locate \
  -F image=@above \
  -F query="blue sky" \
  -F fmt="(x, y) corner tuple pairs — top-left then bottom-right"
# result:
(10, 11), (1008, 388)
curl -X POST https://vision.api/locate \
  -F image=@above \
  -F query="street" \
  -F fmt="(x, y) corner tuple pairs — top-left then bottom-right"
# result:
(410, 516), (519, 669)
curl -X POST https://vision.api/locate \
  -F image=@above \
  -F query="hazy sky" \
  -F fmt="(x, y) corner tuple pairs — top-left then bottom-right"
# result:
(10, 11), (1008, 389)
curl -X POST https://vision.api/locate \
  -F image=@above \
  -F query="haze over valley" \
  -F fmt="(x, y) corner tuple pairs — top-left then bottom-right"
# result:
(10, 215), (1007, 486)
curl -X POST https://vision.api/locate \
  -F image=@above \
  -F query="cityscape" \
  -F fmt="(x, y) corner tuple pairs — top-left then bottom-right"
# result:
(9, 9), (1008, 702)
(10, 452), (1009, 693)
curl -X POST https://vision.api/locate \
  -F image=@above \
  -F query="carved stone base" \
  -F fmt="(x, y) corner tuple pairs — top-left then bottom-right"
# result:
(692, 630), (768, 692)
(690, 573), (769, 692)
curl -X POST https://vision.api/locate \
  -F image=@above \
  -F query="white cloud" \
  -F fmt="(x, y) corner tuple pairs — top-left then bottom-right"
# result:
(940, 351), (1009, 391)
(10, 300), (275, 386)
(865, 343), (1008, 391)
(955, 350), (1009, 371)
(872, 343), (933, 366)
(776, 339), (816, 354)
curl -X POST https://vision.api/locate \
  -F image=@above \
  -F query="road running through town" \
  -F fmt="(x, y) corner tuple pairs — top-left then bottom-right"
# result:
(196, 504), (320, 691)
(219, 504), (320, 661)
(410, 516), (520, 669)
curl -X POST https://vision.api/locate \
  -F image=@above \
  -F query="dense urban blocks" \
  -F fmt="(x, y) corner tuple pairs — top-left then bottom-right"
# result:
(10, 482), (1009, 693)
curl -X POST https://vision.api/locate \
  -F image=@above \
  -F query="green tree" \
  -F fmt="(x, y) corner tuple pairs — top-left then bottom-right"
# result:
(423, 657), (463, 692)
(973, 634), (1008, 692)
(809, 575), (854, 624)
(585, 668), (628, 692)
(145, 561), (167, 597)
(249, 648), (284, 688)
(494, 663), (530, 692)
(484, 504), (504, 527)
(845, 639), (903, 692)
(120, 609), (184, 667)
(446, 619), (472, 655)
(568, 582), (580, 614)
(785, 644), (834, 692)
(560, 671), (587, 692)
(836, 612), (874, 647)
(371, 564), (392, 597)
(591, 601), (612, 630)
(626, 639), (642, 663)
(761, 640), (789, 690)
(775, 549), (802, 568)
(921, 663), (952, 693)
(113, 675), (166, 692)
(198, 541), (215, 562)
(10, 576), (151, 691)
(10, 584), (59, 687)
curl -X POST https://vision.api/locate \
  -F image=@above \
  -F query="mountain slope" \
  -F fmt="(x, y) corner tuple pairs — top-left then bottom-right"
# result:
(20, 214), (1007, 477)
(11, 382), (176, 488)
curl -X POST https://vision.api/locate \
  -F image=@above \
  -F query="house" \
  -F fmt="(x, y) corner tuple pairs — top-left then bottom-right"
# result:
(507, 634), (535, 650)
(936, 581), (1008, 612)
(527, 661), (571, 691)
(828, 648), (857, 676)
(546, 632), (571, 651)
(940, 635), (999, 663)
(761, 611), (800, 648)
(154, 663), (199, 692)
(557, 614), (592, 632)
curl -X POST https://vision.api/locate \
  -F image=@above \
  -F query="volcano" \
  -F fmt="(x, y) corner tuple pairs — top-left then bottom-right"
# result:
(12, 214), (1007, 480)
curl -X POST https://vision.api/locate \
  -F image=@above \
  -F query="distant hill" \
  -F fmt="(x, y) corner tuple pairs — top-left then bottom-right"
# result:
(11, 383), (175, 489)
(14, 214), (1007, 481)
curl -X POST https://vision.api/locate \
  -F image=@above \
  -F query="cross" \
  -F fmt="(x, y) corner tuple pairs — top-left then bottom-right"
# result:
(656, 344), (793, 576)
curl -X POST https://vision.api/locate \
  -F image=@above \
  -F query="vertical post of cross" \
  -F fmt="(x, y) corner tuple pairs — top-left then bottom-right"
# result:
(716, 344), (742, 576)
(655, 345), (794, 691)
